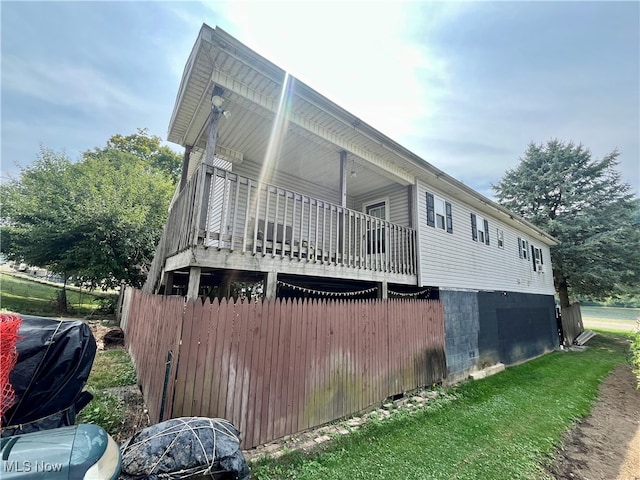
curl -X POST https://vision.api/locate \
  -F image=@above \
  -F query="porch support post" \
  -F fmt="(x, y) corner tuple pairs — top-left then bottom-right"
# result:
(162, 271), (174, 296)
(339, 150), (348, 207)
(179, 145), (192, 191)
(218, 275), (232, 301)
(186, 266), (202, 301)
(377, 281), (388, 299)
(264, 271), (278, 299)
(204, 86), (225, 166)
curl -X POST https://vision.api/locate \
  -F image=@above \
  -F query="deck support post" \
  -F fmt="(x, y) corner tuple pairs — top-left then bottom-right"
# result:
(218, 275), (232, 300)
(264, 271), (278, 299)
(377, 281), (388, 299)
(187, 266), (202, 301)
(162, 271), (174, 296)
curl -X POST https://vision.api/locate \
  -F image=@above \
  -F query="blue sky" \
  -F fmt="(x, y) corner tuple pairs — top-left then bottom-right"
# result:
(2, 1), (638, 199)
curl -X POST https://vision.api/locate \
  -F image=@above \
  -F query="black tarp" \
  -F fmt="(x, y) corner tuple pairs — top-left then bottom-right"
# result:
(1, 316), (96, 436)
(120, 417), (251, 480)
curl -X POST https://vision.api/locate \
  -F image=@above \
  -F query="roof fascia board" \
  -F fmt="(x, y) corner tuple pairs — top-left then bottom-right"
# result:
(168, 32), (205, 140)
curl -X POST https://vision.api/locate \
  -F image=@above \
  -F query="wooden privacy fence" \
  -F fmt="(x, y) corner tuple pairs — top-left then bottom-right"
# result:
(560, 302), (584, 345)
(123, 288), (446, 449)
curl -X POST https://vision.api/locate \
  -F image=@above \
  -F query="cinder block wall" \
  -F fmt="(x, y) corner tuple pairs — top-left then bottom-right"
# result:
(440, 289), (480, 382)
(440, 289), (558, 382)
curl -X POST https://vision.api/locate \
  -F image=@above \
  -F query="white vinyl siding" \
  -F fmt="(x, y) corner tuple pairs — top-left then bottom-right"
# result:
(234, 158), (340, 205)
(355, 184), (411, 227)
(416, 180), (555, 295)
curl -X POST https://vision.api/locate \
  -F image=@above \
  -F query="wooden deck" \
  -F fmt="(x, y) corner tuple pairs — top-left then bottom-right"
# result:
(145, 164), (418, 292)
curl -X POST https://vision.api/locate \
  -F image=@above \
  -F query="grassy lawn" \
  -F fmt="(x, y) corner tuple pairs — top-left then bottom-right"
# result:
(252, 332), (632, 480)
(0, 272), (116, 317)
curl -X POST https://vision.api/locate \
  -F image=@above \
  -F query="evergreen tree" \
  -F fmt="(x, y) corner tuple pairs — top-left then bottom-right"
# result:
(493, 139), (639, 307)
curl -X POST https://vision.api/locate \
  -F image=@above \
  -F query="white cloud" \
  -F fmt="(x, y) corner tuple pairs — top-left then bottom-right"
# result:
(3, 55), (148, 118)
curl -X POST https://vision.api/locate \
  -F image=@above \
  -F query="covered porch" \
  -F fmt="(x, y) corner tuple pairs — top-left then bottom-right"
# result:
(151, 163), (417, 298)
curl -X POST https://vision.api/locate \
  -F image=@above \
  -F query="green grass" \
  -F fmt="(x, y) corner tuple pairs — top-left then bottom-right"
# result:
(76, 349), (137, 437)
(86, 348), (137, 390)
(0, 272), (116, 317)
(252, 333), (631, 480)
(581, 305), (640, 321)
(77, 388), (124, 434)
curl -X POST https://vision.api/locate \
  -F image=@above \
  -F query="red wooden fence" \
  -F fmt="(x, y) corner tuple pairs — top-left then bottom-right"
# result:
(123, 288), (446, 449)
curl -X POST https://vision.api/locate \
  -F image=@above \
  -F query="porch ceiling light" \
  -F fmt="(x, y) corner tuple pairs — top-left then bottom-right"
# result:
(212, 95), (224, 108)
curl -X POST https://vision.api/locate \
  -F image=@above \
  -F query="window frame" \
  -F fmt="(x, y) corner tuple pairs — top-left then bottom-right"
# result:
(363, 198), (389, 222)
(471, 213), (490, 245)
(518, 237), (530, 260)
(426, 192), (453, 233)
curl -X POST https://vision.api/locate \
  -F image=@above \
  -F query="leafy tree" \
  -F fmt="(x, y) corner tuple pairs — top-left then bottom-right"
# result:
(493, 139), (640, 307)
(85, 128), (182, 182)
(0, 132), (180, 312)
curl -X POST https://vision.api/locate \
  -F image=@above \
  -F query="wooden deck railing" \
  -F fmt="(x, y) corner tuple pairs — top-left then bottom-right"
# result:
(144, 164), (417, 292)
(203, 166), (417, 274)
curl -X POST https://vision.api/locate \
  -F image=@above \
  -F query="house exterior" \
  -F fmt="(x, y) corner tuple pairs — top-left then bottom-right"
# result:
(145, 24), (559, 377)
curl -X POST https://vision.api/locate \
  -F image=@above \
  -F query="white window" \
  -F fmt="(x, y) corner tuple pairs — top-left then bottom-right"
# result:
(471, 213), (490, 245)
(426, 192), (453, 233)
(533, 246), (544, 271)
(497, 229), (504, 249)
(435, 197), (446, 230)
(367, 202), (386, 220)
(518, 237), (529, 260)
(477, 218), (486, 244)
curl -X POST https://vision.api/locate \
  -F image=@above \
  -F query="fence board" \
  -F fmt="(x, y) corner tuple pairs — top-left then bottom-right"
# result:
(124, 291), (446, 449)
(200, 299), (217, 419)
(561, 303), (584, 345)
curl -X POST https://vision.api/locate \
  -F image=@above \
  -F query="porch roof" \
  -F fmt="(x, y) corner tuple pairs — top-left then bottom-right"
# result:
(168, 24), (558, 247)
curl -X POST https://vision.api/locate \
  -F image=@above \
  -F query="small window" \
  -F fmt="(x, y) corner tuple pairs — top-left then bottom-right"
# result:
(518, 237), (530, 260)
(435, 197), (446, 230)
(426, 192), (452, 233)
(367, 202), (386, 220)
(497, 229), (504, 249)
(471, 214), (490, 245)
(533, 246), (544, 271)
(478, 220), (485, 243)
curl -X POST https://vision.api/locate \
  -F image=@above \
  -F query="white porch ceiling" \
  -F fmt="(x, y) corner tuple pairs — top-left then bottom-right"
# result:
(168, 26), (412, 198)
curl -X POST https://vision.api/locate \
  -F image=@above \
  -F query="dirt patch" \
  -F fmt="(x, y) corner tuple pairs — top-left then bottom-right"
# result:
(549, 364), (640, 480)
(105, 384), (150, 445)
(87, 319), (114, 351)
